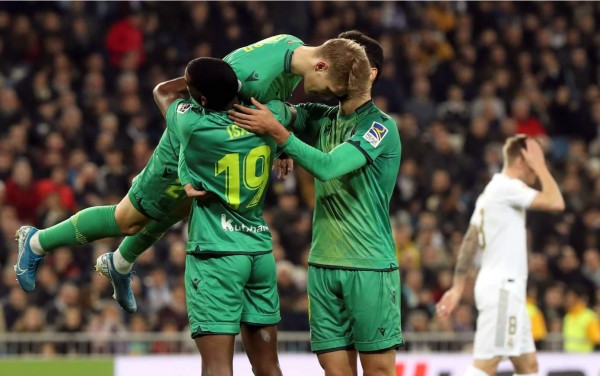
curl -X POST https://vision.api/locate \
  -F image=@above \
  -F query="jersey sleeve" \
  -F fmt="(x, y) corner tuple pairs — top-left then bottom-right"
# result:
(499, 178), (539, 209)
(347, 119), (397, 164)
(165, 98), (186, 132)
(293, 103), (332, 140)
(281, 133), (367, 182)
(165, 98), (194, 185)
(264, 100), (293, 129)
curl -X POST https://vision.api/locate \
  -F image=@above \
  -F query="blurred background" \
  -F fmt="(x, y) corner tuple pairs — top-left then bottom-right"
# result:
(0, 1), (599, 360)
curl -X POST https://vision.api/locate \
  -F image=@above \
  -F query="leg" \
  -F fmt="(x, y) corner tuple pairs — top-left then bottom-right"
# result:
(317, 350), (358, 376)
(117, 197), (191, 264)
(307, 266), (356, 375)
(15, 201), (132, 292)
(240, 253), (282, 376)
(510, 352), (538, 374)
(241, 324), (281, 376)
(194, 335), (235, 376)
(472, 358), (502, 376)
(347, 270), (403, 376)
(359, 349), (396, 376)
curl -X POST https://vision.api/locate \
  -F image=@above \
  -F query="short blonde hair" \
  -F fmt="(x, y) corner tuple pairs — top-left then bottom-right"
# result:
(318, 38), (371, 99)
(503, 134), (528, 166)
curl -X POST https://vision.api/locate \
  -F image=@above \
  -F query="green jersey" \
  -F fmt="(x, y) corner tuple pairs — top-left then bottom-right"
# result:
(224, 34), (303, 103)
(293, 100), (401, 270)
(140, 126), (181, 184)
(167, 98), (292, 254)
(178, 34), (304, 187)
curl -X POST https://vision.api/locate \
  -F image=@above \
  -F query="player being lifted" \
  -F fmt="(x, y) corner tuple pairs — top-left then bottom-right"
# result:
(14, 34), (363, 312)
(436, 136), (564, 376)
(229, 31), (402, 376)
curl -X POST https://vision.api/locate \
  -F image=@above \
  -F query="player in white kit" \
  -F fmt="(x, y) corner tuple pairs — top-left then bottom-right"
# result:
(437, 136), (565, 376)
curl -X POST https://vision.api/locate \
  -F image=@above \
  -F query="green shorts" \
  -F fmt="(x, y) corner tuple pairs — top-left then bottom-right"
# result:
(308, 265), (404, 353)
(127, 170), (188, 220)
(186, 252), (280, 337)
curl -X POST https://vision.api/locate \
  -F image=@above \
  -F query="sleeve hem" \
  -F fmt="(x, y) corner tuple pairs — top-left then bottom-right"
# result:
(347, 140), (373, 164)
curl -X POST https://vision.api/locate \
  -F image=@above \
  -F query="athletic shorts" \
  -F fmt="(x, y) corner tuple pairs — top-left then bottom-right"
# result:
(474, 278), (535, 359)
(186, 252), (280, 337)
(127, 170), (189, 220)
(307, 265), (404, 353)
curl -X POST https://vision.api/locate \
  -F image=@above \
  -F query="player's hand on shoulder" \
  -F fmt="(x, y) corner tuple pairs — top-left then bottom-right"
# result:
(228, 97), (279, 135)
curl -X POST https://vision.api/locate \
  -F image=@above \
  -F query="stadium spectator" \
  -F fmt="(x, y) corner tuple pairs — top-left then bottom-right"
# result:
(563, 284), (600, 352)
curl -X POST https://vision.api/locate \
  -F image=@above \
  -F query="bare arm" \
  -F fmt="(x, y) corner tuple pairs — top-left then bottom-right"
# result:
(452, 225), (480, 293)
(523, 138), (565, 212)
(529, 167), (565, 211)
(436, 225), (479, 318)
(153, 77), (188, 117)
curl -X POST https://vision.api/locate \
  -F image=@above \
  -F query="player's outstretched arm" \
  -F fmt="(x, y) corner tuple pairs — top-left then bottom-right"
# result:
(522, 139), (565, 212)
(436, 225), (479, 318)
(228, 98), (367, 181)
(153, 77), (188, 117)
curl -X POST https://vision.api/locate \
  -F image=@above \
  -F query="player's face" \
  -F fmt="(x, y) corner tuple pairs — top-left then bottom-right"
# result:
(303, 63), (346, 98)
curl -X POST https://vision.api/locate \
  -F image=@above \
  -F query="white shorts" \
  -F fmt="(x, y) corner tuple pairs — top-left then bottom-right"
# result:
(473, 279), (535, 359)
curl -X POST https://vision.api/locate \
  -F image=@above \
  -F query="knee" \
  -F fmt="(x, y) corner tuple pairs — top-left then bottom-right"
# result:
(252, 363), (282, 376)
(521, 358), (538, 374)
(363, 368), (394, 376)
(202, 365), (233, 376)
(118, 223), (142, 236)
(324, 366), (354, 376)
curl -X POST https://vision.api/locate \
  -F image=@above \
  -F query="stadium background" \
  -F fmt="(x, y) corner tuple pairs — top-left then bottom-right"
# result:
(0, 1), (599, 374)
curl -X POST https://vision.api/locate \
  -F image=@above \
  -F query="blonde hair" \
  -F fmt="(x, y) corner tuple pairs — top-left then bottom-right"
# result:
(318, 38), (371, 99)
(503, 134), (528, 166)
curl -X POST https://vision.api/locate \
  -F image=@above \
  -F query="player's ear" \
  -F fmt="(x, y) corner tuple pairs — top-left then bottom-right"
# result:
(370, 68), (378, 82)
(200, 96), (207, 107)
(315, 61), (328, 72)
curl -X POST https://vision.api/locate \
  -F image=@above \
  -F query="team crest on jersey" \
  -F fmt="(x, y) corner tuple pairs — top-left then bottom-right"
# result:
(177, 103), (193, 114)
(363, 122), (388, 148)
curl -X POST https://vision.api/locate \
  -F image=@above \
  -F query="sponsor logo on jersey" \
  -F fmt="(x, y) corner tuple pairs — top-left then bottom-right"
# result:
(221, 214), (269, 233)
(177, 103), (193, 114)
(363, 121), (388, 148)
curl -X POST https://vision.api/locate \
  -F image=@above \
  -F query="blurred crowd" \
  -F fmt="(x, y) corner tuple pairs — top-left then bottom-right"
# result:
(1, 1), (600, 354)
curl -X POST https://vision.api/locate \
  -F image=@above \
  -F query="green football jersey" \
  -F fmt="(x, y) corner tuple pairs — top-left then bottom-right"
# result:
(139, 124), (181, 187)
(224, 34), (304, 103)
(167, 98), (292, 254)
(178, 34), (304, 187)
(294, 100), (402, 270)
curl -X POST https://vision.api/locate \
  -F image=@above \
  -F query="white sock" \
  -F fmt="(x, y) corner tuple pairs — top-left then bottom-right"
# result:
(30, 232), (46, 255)
(113, 250), (133, 274)
(464, 366), (489, 376)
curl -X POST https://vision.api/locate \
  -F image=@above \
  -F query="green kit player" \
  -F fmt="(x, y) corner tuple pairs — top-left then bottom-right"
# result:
(14, 34), (372, 315)
(156, 57), (295, 376)
(229, 31), (403, 376)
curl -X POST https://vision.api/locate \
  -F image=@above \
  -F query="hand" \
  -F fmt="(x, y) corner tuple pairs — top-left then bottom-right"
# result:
(273, 157), (294, 180)
(436, 286), (462, 319)
(228, 98), (290, 144)
(521, 138), (547, 173)
(184, 184), (214, 202)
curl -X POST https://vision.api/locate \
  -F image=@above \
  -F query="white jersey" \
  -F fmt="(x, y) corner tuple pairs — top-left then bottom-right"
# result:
(470, 173), (538, 287)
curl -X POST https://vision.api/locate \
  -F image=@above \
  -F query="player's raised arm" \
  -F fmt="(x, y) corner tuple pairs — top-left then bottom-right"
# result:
(521, 138), (565, 212)
(152, 77), (188, 117)
(229, 98), (370, 182)
(437, 225), (480, 318)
